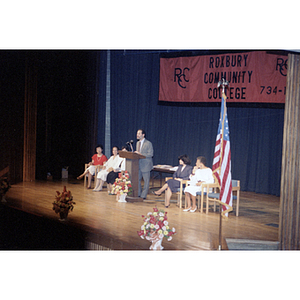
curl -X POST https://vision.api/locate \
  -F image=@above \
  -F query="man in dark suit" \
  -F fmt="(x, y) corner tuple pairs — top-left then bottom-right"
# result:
(135, 129), (154, 199)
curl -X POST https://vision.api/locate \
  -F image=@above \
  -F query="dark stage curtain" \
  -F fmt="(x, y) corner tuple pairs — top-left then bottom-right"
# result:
(93, 51), (107, 156)
(107, 50), (284, 196)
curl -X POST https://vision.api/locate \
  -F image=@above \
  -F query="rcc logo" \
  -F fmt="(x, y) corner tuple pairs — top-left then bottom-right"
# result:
(276, 58), (287, 77)
(174, 67), (190, 88)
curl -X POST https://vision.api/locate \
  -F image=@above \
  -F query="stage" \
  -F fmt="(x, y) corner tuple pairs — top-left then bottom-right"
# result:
(0, 179), (280, 250)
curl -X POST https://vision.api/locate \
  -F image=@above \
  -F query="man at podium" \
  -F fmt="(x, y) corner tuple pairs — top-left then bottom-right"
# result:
(135, 129), (154, 199)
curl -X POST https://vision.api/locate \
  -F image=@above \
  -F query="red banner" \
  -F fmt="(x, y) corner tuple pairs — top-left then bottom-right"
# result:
(159, 51), (287, 103)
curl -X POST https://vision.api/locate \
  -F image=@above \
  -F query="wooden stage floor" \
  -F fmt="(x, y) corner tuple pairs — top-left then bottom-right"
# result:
(1, 179), (280, 250)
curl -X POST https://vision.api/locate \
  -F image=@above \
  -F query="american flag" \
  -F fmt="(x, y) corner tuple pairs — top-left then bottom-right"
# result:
(212, 92), (232, 217)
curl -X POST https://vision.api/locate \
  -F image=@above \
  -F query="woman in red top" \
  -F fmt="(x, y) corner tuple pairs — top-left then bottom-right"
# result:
(77, 144), (108, 188)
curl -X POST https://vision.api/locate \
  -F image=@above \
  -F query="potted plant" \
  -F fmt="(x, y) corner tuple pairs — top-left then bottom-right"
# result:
(111, 171), (133, 202)
(52, 186), (76, 220)
(137, 206), (176, 250)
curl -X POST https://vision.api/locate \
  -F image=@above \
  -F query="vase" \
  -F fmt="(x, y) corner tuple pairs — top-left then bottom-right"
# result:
(149, 232), (164, 250)
(59, 210), (69, 221)
(117, 193), (127, 202)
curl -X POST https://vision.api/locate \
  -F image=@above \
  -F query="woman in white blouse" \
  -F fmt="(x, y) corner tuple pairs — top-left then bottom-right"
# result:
(93, 146), (124, 192)
(183, 156), (214, 212)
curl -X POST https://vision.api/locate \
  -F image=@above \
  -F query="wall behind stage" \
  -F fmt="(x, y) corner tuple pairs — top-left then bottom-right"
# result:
(105, 50), (284, 196)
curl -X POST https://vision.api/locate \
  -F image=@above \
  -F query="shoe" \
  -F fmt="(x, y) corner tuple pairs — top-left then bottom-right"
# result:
(165, 205), (169, 208)
(152, 191), (162, 196)
(190, 206), (197, 213)
(93, 188), (102, 192)
(183, 207), (191, 212)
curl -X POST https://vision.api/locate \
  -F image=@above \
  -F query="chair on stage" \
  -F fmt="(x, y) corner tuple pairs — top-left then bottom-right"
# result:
(165, 177), (188, 209)
(197, 180), (240, 216)
(83, 164), (102, 188)
(196, 182), (219, 213)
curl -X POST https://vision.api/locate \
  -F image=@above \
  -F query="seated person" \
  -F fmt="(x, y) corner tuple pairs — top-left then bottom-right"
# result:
(93, 146), (124, 192)
(77, 144), (108, 189)
(106, 146), (126, 194)
(183, 156), (214, 213)
(153, 154), (192, 208)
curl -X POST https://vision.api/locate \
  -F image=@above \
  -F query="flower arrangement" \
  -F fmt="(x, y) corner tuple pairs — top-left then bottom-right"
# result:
(52, 186), (76, 214)
(0, 177), (11, 196)
(137, 206), (176, 242)
(111, 171), (133, 196)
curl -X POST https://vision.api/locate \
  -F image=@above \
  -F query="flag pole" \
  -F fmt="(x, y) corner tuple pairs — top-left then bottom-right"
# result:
(217, 78), (229, 250)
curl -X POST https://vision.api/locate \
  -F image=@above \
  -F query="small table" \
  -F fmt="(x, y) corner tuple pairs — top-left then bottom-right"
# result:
(151, 165), (176, 187)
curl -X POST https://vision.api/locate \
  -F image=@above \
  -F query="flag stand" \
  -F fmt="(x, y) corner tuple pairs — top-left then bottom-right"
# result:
(218, 203), (222, 250)
(216, 78), (229, 251)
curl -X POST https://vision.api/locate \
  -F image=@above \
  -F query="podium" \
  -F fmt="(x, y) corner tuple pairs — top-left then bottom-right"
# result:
(119, 151), (145, 202)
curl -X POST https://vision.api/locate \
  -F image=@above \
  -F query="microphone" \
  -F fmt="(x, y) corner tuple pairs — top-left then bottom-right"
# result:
(129, 140), (134, 152)
(126, 140), (134, 152)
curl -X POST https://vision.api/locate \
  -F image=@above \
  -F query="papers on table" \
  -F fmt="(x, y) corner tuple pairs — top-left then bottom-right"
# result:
(153, 165), (178, 171)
